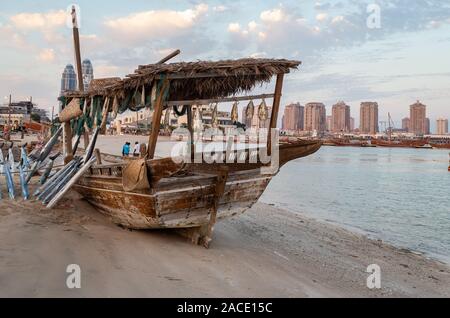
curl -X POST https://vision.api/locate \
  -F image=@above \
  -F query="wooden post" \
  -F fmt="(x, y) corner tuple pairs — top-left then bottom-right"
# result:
(63, 122), (73, 164)
(267, 74), (284, 156)
(5, 94), (11, 141)
(203, 167), (229, 248)
(147, 80), (169, 159)
(63, 6), (84, 163)
(156, 49), (181, 64)
(94, 148), (102, 165)
(72, 6), (84, 94)
(187, 105), (195, 162)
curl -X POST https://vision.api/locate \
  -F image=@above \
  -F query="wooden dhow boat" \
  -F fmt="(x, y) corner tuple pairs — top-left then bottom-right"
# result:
(58, 16), (321, 246)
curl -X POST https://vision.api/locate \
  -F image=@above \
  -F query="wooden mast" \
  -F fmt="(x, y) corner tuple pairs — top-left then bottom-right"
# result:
(267, 74), (284, 156)
(145, 50), (180, 159)
(63, 5), (83, 163)
(147, 80), (169, 159)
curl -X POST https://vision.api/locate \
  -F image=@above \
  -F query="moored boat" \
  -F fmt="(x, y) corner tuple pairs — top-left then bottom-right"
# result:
(60, 51), (321, 246)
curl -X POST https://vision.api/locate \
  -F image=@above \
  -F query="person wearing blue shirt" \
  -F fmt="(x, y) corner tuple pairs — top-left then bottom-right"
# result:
(122, 142), (131, 157)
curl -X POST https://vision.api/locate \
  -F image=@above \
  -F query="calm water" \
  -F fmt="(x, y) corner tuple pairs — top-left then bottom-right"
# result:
(261, 146), (450, 264)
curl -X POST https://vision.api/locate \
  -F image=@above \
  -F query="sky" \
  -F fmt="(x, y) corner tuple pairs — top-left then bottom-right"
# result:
(1, 0), (449, 130)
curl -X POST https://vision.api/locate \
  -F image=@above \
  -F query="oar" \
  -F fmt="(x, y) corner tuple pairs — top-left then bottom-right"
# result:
(26, 126), (63, 183)
(46, 156), (97, 209)
(39, 152), (61, 185)
(19, 158), (29, 200)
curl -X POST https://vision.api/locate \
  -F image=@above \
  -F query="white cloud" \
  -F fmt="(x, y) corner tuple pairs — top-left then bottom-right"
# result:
(248, 21), (258, 32)
(228, 23), (241, 33)
(213, 5), (228, 13)
(316, 13), (328, 22)
(260, 8), (286, 23)
(37, 48), (55, 62)
(10, 10), (67, 31)
(104, 4), (208, 43)
(331, 16), (345, 24)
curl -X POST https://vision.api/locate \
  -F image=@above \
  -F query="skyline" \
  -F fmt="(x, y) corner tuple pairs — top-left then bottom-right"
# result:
(1, 1), (450, 129)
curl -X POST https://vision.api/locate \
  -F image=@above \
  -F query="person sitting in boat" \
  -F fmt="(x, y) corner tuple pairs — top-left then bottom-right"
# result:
(122, 142), (131, 157)
(133, 142), (141, 157)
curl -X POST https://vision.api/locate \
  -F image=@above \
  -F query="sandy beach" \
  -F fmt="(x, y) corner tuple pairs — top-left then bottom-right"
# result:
(0, 185), (449, 298)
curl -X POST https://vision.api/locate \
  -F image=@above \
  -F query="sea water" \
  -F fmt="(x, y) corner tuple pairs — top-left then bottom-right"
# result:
(261, 146), (450, 264)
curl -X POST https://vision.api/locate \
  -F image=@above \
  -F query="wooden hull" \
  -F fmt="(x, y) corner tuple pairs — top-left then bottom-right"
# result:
(73, 141), (321, 231)
(373, 140), (427, 148)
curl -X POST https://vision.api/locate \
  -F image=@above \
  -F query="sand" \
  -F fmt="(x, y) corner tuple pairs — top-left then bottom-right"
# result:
(0, 187), (449, 298)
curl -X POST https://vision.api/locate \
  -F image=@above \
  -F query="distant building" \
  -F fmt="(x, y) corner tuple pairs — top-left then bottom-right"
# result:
(402, 117), (410, 132)
(437, 118), (449, 135)
(331, 101), (351, 133)
(410, 101), (427, 135)
(326, 116), (332, 132)
(282, 103), (304, 131)
(61, 64), (77, 94)
(425, 118), (431, 135)
(360, 102), (379, 135)
(350, 117), (355, 132)
(82, 59), (94, 91)
(304, 102), (326, 133)
(0, 99), (49, 127)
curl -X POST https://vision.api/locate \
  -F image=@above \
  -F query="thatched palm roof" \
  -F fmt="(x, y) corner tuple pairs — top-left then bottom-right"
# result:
(63, 58), (300, 102)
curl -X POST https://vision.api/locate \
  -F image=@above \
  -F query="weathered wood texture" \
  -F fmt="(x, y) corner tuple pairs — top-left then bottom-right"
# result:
(74, 140), (321, 231)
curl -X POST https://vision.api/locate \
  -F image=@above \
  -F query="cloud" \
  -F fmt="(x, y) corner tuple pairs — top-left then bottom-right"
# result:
(316, 13), (328, 22)
(228, 23), (241, 33)
(37, 48), (56, 62)
(260, 8), (286, 23)
(10, 10), (67, 31)
(0, 25), (30, 50)
(225, 0), (450, 59)
(104, 4), (208, 44)
(213, 5), (228, 13)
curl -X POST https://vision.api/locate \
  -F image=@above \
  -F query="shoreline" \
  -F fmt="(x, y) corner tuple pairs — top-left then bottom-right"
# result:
(0, 190), (449, 297)
(262, 201), (450, 266)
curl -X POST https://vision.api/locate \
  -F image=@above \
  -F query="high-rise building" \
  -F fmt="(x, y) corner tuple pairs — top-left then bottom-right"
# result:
(360, 102), (379, 135)
(425, 118), (430, 135)
(402, 117), (410, 132)
(304, 102), (326, 133)
(282, 103), (304, 131)
(331, 101), (351, 132)
(60, 64), (77, 94)
(410, 101), (427, 135)
(82, 59), (94, 91)
(350, 117), (355, 132)
(326, 116), (332, 132)
(437, 118), (449, 135)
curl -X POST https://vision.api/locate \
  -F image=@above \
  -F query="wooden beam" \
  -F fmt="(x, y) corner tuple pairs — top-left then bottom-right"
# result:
(64, 6), (83, 164)
(147, 80), (170, 159)
(63, 122), (73, 164)
(187, 106), (194, 162)
(138, 50), (181, 69)
(267, 74), (284, 156)
(165, 94), (275, 107)
(94, 148), (102, 165)
(203, 167), (229, 248)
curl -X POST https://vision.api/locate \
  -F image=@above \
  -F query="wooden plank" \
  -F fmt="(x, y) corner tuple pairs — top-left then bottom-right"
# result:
(203, 167), (229, 248)
(187, 105), (194, 162)
(94, 148), (102, 165)
(148, 80), (170, 159)
(165, 93), (274, 107)
(267, 73), (284, 156)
